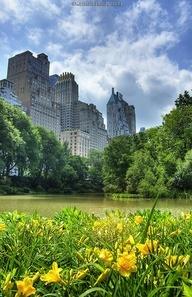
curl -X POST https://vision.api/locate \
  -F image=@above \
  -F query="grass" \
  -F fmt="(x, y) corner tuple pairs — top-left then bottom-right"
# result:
(0, 207), (192, 296)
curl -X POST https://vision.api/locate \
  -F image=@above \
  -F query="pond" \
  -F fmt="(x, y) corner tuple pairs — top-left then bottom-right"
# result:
(0, 194), (192, 216)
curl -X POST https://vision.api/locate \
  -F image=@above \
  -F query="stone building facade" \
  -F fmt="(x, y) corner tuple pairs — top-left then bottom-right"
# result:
(60, 129), (90, 157)
(7, 51), (60, 136)
(0, 79), (22, 107)
(55, 72), (79, 131)
(79, 101), (108, 151)
(107, 88), (136, 138)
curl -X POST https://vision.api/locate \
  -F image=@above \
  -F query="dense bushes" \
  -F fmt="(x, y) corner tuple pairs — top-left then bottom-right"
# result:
(103, 91), (192, 198)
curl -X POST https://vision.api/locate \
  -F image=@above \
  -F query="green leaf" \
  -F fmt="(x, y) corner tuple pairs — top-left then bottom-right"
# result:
(79, 287), (108, 297)
(183, 282), (192, 297)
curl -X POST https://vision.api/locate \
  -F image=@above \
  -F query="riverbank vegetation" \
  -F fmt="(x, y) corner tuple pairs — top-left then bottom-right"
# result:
(0, 99), (103, 194)
(103, 91), (192, 198)
(0, 208), (192, 296)
(1, 90), (192, 198)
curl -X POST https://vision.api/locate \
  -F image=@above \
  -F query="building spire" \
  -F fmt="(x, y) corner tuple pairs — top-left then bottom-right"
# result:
(112, 87), (114, 94)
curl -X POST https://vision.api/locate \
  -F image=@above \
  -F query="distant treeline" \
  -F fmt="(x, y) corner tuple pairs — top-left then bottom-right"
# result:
(1, 91), (192, 197)
(0, 98), (104, 194)
(103, 91), (192, 198)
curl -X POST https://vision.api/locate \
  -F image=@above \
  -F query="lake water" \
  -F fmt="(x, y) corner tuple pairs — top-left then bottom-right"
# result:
(0, 194), (192, 216)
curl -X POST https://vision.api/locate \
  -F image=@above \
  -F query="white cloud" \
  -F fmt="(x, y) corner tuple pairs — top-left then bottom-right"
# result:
(57, 6), (101, 43)
(0, 0), (60, 23)
(115, 0), (171, 40)
(27, 28), (43, 45)
(176, 0), (192, 28)
(49, 0), (192, 129)
(1, 0), (192, 129)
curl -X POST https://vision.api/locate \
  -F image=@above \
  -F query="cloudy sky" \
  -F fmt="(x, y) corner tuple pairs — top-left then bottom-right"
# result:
(0, 0), (192, 129)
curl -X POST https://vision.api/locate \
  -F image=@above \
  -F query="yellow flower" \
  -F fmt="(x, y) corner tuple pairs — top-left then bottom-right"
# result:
(181, 212), (191, 220)
(137, 240), (158, 256)
(98, 249), (113, 265)
(93, 220), (102, 230)
(2, 272), (14, 292)
(78, 235), (89, 244)
(166, 255), (190, 268)
(147, 225), (154, 235)
(126, 235), (135, 245)
(134, 215), (143, 225)
(0, 223), (6, 231)
(116, 251), (137, 277)
(15, 277), (36, 297)
(74, 268), (89, 280)
(40, 262), (62, 284)
(94, 268), (111, 286)
(116, 222), (124, 232)
(170, 229), (181, 237)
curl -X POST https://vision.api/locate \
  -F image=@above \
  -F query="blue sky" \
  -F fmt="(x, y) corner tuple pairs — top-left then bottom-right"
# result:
(0, 0), (192, 129)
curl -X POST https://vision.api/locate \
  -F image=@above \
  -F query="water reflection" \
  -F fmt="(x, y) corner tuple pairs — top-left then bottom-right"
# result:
(0, 194), (192, 216)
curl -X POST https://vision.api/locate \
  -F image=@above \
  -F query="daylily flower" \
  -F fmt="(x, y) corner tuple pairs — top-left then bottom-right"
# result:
(94, 268), (111, 286)
(116, 251), (137, 277)
(98, 248), (113, 265)
(74, 268), (89, 280)
(40, 262), (62, 284)
(2, 272), (14, 292)
(137, 239), (158, 256)
(15, 277), (36, 297)
(134, 215), (143, 225)
(0, 223), (6, 231)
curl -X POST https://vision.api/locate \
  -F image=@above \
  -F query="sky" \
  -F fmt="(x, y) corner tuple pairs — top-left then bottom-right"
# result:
(0, 0), (192, 129)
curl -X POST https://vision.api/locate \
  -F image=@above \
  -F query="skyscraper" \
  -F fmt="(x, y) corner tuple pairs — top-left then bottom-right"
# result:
(79, 101), (108, 150)
(55, 72), (79, 131)
(7, 51), (60, 135)
(0, 79), (22, 107)
(55, 72), (91, 157)
(107, 88), (136, 138)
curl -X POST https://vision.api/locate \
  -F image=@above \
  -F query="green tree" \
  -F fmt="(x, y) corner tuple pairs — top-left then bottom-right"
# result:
(126, 150), (156, 193)
(35, 127), (65, 181)
(103, 136), (133, 193)
(87, 150), (104, 192)
(173, 150), (192, 190)
(175, 91), (192, 107)
(0, 105), (23, 176)
(163, 106), (192, 159)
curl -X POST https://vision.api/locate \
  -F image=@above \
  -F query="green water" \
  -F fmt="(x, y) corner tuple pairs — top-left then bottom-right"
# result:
(0, 194), (192, 216)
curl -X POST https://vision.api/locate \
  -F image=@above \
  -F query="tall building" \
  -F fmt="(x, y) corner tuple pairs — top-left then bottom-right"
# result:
(55, 72), (79, 131)
(7, 51), (60, 136)
(79, 101), (108, 151)
(0, 79), (22, 107)
(55, 72), (86, 156)
(107, 88), (136, 138)
(60, 129), (90, 157)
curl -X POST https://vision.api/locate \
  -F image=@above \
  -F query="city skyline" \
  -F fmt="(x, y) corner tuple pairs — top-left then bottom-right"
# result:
(0, 0), (192, 129)
(2, 50), (108, 156)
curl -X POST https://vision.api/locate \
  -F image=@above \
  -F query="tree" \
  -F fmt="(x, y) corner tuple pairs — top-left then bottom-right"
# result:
(87, 150), (104, 192)
(103, 136), (133, 193)
(35, 127), (65, 181)
(0, 107), (23, 176)
(173, 150), (192, 190)
(163, 106), (192, 159)
(175, 91), (192, 107)
(126, 150), (156, 194)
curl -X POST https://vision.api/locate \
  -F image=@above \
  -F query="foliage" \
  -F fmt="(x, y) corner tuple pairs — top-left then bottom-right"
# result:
(103, 136), (133, 193)
(103, 91), (192, 197)
(0, 98), (101, 193)
(175, 90), (192, 107)
(173, 150), (192, 190)
(0, 208), (192, 296)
